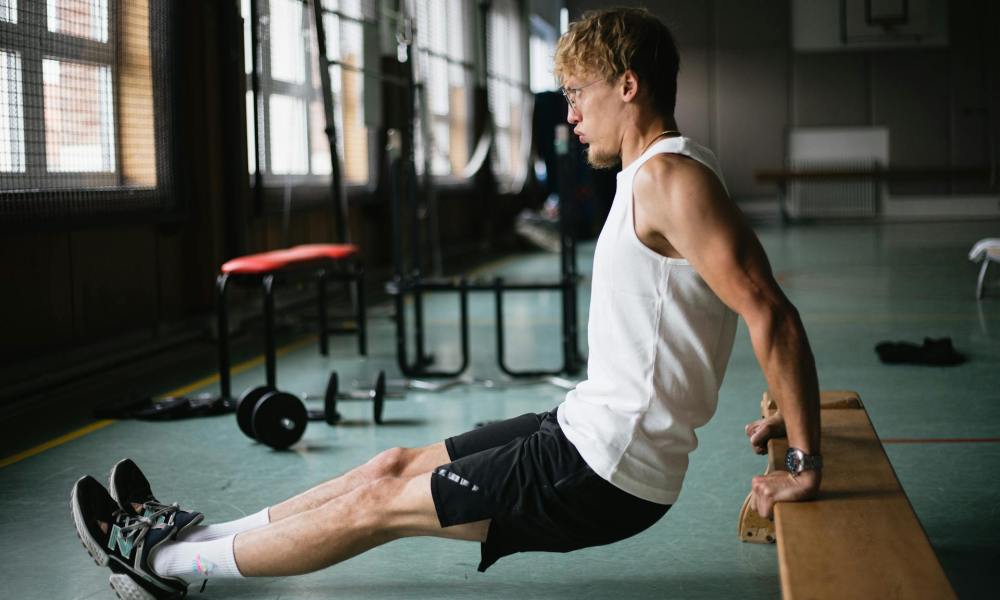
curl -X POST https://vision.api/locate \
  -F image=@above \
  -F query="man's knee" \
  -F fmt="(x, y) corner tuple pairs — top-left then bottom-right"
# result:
(366, 443), (448, 479)
(366, 447), (410, 479)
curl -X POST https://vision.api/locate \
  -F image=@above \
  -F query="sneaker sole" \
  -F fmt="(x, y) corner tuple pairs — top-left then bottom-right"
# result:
(109, 574), (160, 600)
(70, 478), (110, 567)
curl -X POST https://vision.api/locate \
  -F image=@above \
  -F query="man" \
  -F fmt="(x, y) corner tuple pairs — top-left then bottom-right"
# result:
(71, 8), (821, 599)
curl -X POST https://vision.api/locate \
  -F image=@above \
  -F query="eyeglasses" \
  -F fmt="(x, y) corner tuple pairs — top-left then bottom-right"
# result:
(560, 79), (600, 110)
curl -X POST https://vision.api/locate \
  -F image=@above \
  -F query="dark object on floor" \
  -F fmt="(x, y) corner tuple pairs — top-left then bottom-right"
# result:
(875, 337), (967, 366)
(95, 393), (235, 420)
(235, 371), (388, 450)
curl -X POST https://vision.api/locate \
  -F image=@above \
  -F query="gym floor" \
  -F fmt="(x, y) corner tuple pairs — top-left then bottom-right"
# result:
(1, 219), (998, 599)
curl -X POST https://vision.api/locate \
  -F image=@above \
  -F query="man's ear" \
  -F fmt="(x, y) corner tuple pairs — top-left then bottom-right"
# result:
(621, 70), (640, 103)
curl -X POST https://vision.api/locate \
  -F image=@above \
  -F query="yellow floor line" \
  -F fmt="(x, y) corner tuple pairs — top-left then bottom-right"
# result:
(0, 420), (115, 469)
(0, 334), (319, 469)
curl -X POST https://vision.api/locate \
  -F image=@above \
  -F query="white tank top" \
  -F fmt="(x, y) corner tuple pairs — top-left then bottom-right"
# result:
(557, 136), (738, 505)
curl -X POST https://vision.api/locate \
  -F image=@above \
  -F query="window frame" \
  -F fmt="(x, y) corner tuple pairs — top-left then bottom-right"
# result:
(0, 0), (120, 190)
(486, 0), (531, 189)
(244, 0), (378, 208)
(411, 0), (475, 184)
(0, 0), (183, 227)
(245, 0), (325, 186)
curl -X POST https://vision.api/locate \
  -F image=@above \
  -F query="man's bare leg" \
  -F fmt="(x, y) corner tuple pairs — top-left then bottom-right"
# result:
(268, 442), (450, 521)
(171, 443), (450, 545)
(235, 471), (486, 576)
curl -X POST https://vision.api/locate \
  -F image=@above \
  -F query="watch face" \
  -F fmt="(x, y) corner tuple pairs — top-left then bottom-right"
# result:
(785, 449), (803, 473)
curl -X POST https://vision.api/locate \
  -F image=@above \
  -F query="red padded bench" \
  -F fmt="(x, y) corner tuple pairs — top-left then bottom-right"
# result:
(216, 243), (366, 400)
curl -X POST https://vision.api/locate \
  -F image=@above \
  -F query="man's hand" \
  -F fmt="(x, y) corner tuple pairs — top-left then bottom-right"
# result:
(750, 469), (821, 519)
(744, 413), (786, 455)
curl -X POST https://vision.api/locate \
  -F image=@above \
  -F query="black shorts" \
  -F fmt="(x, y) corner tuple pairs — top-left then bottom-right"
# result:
(430, 408), (670, 572)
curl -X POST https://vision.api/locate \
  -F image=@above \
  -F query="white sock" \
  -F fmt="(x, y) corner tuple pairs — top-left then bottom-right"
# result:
(179, 508), (270, 542)
(150, 534), (243, 584)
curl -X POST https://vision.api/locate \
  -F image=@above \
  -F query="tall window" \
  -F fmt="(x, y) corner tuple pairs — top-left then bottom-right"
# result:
(243, 0), (370, 185)
(411, 0), (472, 178)
(487, 0), (528, 182)
(528, 14), (558, 93)
(1, 0), (166, 200)
(319, 0), (372, 183)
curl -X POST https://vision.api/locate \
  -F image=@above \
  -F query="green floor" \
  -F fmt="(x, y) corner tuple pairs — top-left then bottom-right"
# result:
(2, 220), (999, 599)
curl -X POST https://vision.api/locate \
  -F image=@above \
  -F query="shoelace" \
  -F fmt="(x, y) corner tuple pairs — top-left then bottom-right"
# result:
(112, 504), (195, 597)
(140, 499), (182, 517)
(113, 502), (180, 546)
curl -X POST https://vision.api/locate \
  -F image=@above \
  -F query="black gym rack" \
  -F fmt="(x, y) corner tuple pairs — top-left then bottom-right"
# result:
(384, 128), (586, 379)
(312, 0), (586, 382)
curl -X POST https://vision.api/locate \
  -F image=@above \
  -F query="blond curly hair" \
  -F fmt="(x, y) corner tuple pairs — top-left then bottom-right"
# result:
(554, 7), (679, 117)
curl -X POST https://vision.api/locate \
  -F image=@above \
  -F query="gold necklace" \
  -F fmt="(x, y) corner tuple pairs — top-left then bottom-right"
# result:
(639, 129), (681, 156)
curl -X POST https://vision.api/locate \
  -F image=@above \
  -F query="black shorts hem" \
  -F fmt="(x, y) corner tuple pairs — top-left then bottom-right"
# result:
(430, 469), (503, 572)
(444, 436), (458, 462)
(478, 520), (502, 572)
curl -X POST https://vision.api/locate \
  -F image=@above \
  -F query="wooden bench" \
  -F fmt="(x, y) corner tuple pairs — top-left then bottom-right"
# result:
(737, 390), (956, 599)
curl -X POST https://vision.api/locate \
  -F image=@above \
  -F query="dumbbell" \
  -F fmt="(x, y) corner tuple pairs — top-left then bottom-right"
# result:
(235, 370), (388, 450)
(324, 371), (387, 425)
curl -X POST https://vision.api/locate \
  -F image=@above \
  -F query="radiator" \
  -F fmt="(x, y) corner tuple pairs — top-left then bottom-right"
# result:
(786, 159), (881, 219)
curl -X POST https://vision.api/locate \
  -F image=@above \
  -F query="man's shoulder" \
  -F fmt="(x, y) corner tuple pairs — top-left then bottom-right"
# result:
(634, 153), (721, 208)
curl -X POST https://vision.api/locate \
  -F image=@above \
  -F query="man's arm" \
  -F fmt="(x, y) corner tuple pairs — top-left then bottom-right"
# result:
(633, 156), (821, 518)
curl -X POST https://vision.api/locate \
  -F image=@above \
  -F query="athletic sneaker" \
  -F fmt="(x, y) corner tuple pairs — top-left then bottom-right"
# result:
(71, 475), (193, 600)
(108, 458), (203, 537)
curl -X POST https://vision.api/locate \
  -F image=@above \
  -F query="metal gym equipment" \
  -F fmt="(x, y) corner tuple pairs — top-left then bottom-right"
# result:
(236, 371), (389, 450)
(384, 120), (585, 380)
(218, 1), (400, 450)
(310, 0), (443, 262)
(312, 0), (583, 385)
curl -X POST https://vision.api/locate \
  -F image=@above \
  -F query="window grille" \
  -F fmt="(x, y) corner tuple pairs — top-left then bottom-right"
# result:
(243, 0), (372, 186)
(486, 0), (528, 182)
(0, 0), (179, 221)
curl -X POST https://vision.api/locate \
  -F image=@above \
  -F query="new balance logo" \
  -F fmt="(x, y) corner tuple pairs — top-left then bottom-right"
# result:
(107, 524), (135, 559)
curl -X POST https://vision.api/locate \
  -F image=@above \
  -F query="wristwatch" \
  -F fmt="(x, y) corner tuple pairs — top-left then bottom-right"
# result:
(785, 447), (822, 475)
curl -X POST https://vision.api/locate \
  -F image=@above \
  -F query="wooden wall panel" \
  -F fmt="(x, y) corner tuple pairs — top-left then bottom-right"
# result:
(69, 226), (158, 341)
(0, 234), (74, 362)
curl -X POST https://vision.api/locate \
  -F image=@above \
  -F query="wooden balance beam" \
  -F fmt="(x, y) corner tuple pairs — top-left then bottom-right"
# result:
(737, 390), (956, 599)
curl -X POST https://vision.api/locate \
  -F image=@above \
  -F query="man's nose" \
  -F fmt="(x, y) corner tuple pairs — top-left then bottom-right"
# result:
(566, 105), (580, 124)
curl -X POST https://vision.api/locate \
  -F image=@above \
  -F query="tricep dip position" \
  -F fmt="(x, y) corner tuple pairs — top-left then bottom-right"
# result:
(70, 9), (821, 599)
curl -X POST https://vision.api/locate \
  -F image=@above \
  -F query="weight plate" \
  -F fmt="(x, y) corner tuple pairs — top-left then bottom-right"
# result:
(373, 371), (386, 424)
(324, 371), (340, 425)
(236, 385), (273, 440)
(252, 391), (307, 450)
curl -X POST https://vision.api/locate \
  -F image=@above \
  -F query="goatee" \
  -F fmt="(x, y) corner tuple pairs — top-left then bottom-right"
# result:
(585, 146), (621, 170)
